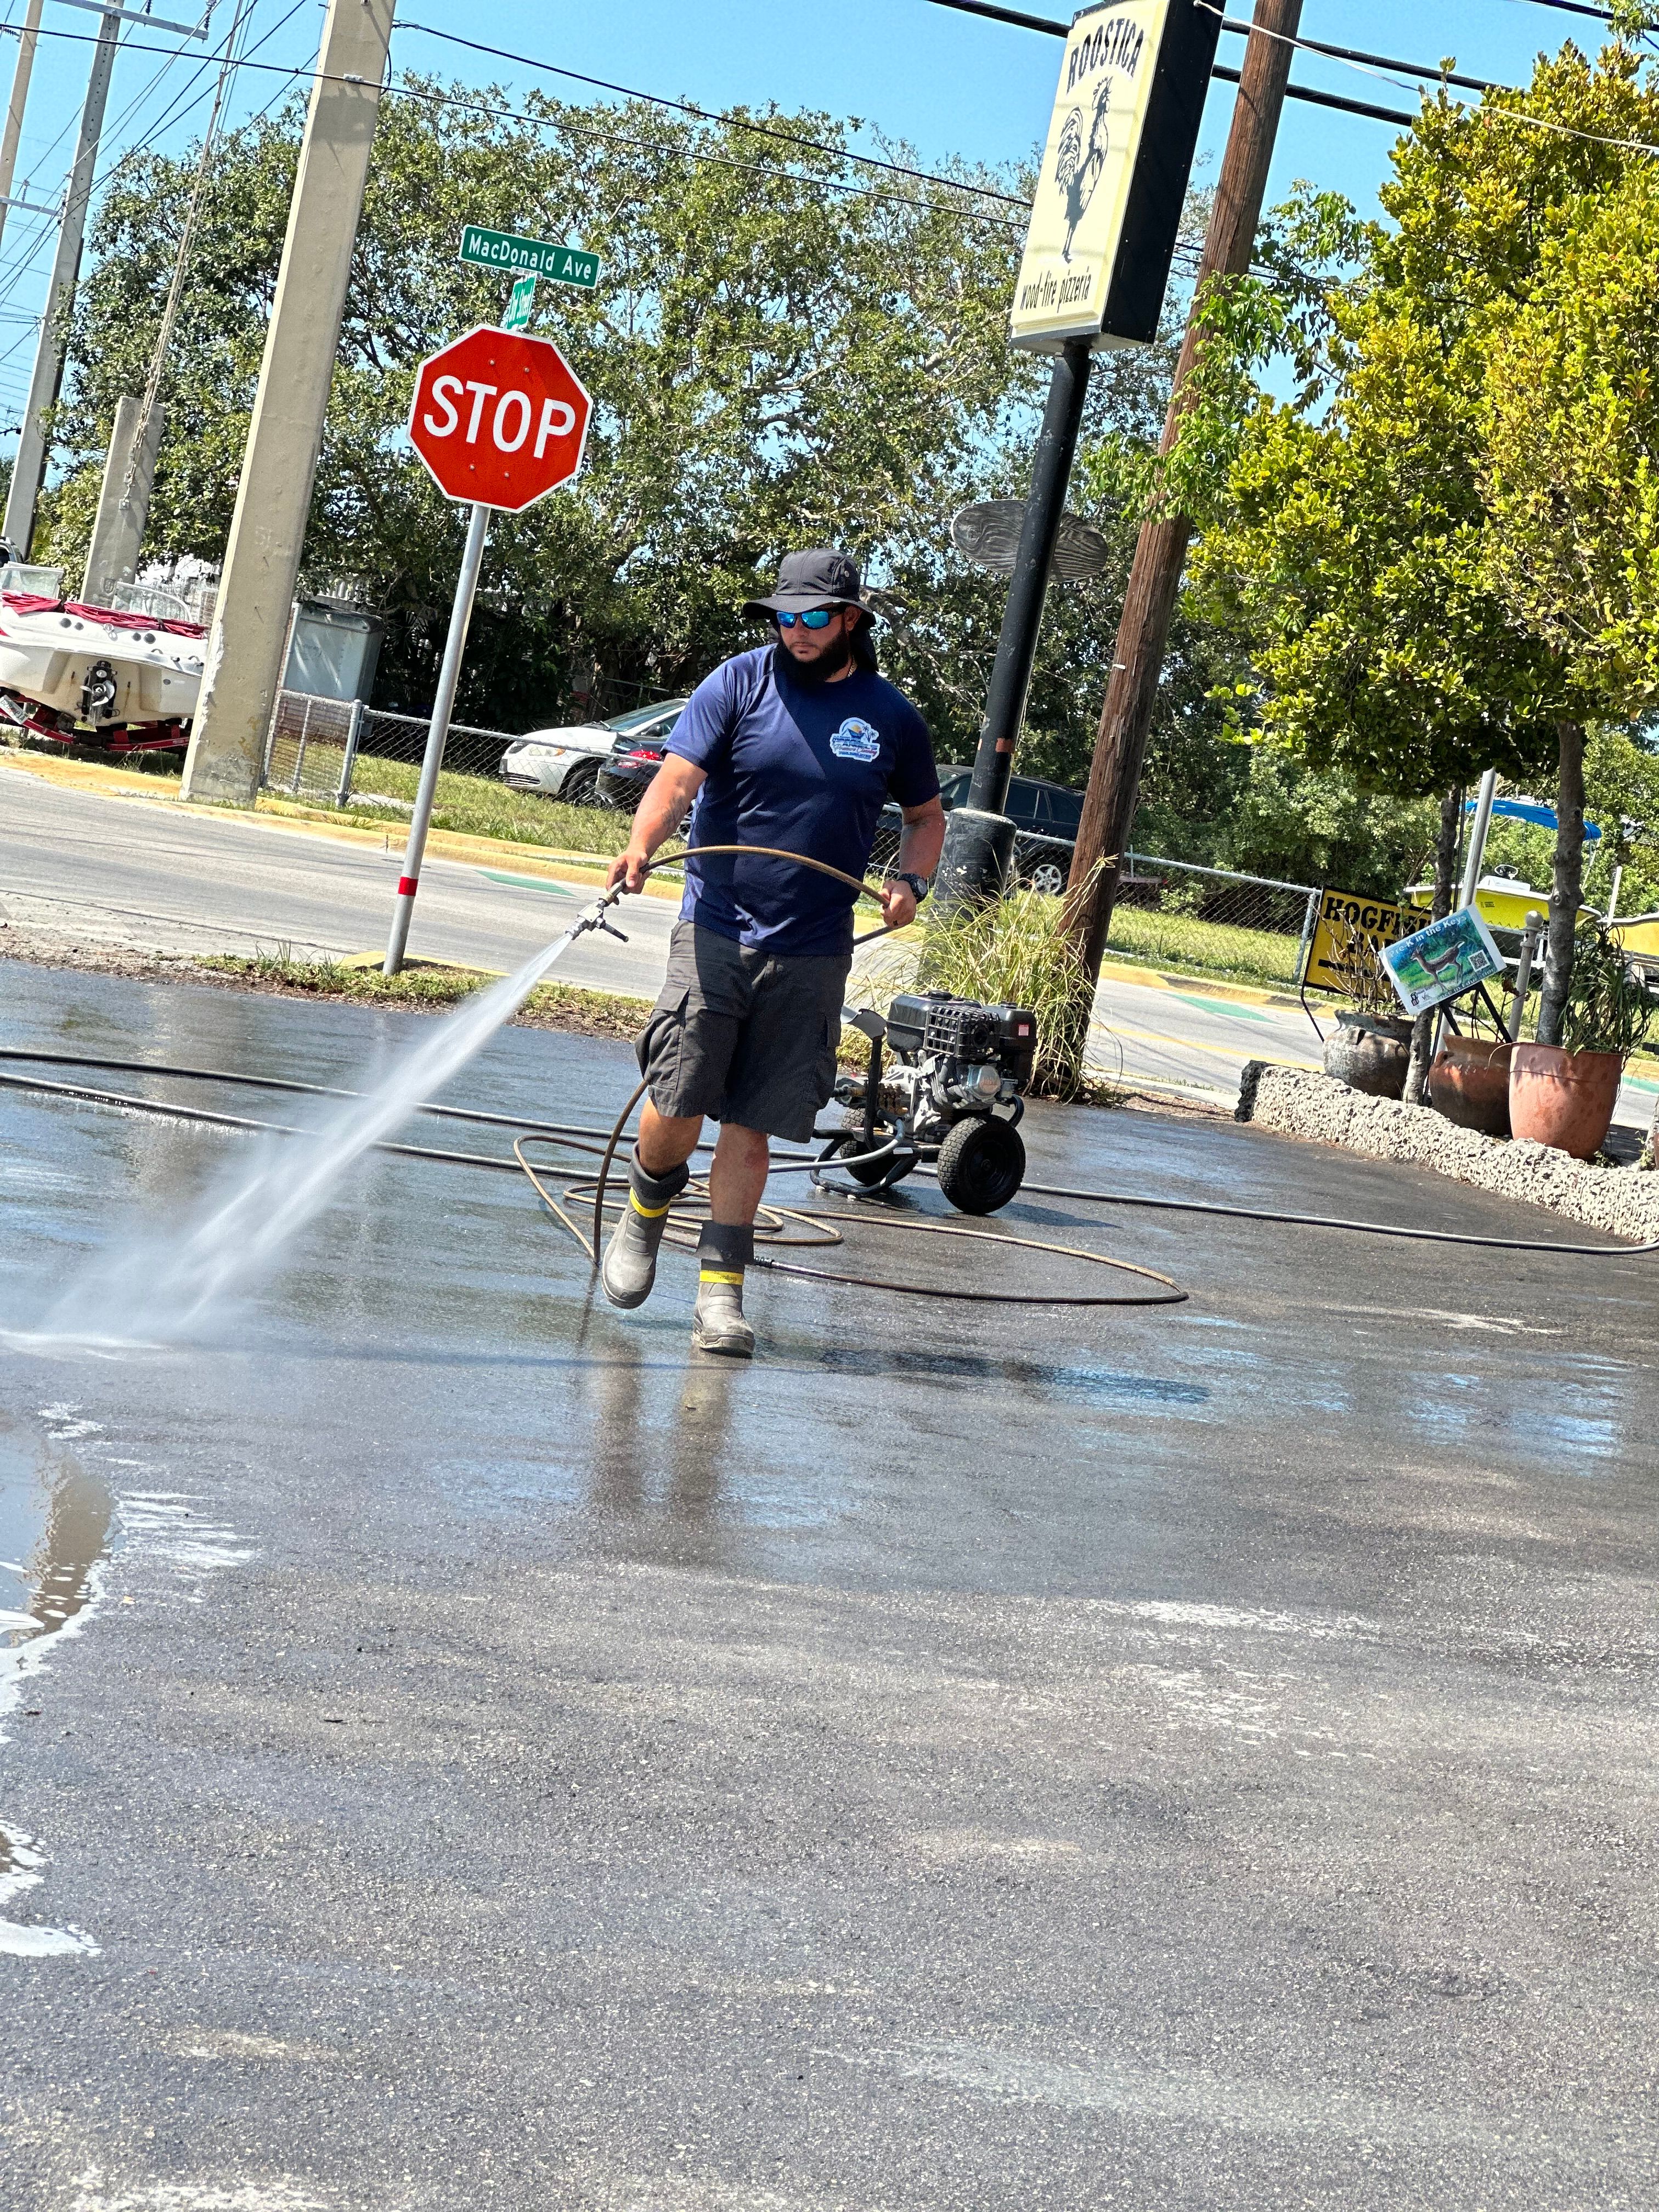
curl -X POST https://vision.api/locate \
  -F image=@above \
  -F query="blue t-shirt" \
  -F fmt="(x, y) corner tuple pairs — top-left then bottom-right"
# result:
(665, 645), (939, 956)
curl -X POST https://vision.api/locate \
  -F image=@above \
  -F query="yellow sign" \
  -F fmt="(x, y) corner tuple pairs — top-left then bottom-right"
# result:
(1303, 888), (1430, 996)
(1012, 1), (1176, 354)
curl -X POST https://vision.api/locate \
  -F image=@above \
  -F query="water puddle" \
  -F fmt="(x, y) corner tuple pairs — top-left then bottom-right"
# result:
(0, 1406), (114, 1957)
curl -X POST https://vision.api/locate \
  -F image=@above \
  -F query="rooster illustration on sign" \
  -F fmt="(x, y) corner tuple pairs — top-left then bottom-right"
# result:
(1054, 76), (1113, 263)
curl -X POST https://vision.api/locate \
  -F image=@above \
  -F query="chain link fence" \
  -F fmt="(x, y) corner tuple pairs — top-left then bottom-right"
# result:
(262, 689), (518, 809)
(1110, 854), (1319, 987)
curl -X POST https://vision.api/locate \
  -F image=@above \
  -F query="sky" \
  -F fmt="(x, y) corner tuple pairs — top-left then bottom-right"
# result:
(0, 0), (1626, 461)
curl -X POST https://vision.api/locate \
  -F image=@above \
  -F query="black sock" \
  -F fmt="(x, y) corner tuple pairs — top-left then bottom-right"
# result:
(696, 1220), (753, 1285)
(628, 1149), (690, 1220)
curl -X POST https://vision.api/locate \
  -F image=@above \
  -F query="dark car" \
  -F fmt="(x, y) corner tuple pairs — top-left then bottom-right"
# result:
(595, 711), (687, 811)
(870, 766), (1082, 894)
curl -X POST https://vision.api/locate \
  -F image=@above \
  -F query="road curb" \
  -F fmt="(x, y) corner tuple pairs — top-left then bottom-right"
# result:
(1096, 956), (1308, 1013)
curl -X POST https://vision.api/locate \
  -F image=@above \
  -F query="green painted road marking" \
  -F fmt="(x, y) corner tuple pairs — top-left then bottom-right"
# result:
(1172, 993), (1276, 1023)
(478, 870), (580, 896)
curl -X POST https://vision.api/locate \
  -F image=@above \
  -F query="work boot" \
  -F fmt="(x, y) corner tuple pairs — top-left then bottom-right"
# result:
(692, 1221), (755, 1358)
(600, 1150), (689, 1310)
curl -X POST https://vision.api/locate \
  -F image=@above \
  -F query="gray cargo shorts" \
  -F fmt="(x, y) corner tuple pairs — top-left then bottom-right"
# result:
(635, 920), (850, 1144)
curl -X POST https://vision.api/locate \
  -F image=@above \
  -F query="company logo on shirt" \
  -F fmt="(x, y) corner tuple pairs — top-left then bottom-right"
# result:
(829, 716), (881, 763)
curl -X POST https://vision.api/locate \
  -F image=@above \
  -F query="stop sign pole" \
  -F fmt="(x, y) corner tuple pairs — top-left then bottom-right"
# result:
(385, 323), (592, 975)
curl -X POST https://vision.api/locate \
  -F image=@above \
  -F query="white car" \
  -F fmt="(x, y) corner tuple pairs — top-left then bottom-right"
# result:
(499, 697), (689, 805)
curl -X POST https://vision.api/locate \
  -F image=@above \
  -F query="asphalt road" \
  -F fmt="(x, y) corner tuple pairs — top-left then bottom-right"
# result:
(2, 962), (1657, 2210)
(5, 763), (1655, 1130)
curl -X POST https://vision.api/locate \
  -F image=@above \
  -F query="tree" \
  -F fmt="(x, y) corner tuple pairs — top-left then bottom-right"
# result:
(1166, 45), (1659, 1041)
(38, 75), (1274, 860)
(44, 81), (1032, 730)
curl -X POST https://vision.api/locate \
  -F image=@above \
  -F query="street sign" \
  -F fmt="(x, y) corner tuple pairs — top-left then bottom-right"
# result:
(407, 325), (592, 512)
(1011, 0), (1221, 353)
(1302, 888), (1429, 997)
(951, 498), (1109, 581)
(1382, 908), (1508, 1018)
(458, 225), (600, 289)
(501, 273), (537, 332)
(387, 327), (594, 973)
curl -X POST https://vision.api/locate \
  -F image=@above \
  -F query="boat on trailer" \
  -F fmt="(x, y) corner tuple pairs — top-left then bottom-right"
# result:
(0, 578), (206, 753)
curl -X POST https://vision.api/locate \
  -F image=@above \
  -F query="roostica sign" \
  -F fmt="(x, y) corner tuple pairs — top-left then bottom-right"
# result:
(1010, 0), (1221, 355)
(458, 227), (600, 289)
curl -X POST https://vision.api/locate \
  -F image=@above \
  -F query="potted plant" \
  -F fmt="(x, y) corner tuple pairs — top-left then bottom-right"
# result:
(1320, 913), (1415, 1099)
(1429, 1005), (1513, 1138)
(1510, 923), (1657, 1158)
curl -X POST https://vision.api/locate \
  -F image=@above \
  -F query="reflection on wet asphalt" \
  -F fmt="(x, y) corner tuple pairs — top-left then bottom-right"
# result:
(0, 1421), (113, 1661)
(4, 962), (1659, 2209)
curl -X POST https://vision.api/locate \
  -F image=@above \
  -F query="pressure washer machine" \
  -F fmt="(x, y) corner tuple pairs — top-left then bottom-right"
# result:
(821, 989), (1037, 1214)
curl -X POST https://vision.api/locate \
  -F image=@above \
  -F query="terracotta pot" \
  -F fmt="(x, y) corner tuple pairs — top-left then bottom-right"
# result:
(1429, 1033), (1513, 1138)
(1323, 1011), (1413, 1100)
(1508, 1041), (1623, 1159)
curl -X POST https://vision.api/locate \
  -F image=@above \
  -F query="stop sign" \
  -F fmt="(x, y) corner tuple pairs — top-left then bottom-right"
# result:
(407, 325), (592, 511)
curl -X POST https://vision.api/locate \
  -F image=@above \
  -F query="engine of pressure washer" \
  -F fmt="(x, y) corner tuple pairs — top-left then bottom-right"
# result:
(882, 992), (1036, 1122)
(825, 989), (1035, 1212)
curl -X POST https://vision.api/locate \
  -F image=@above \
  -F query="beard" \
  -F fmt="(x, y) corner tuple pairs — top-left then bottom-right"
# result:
(775, 627), (854, 687)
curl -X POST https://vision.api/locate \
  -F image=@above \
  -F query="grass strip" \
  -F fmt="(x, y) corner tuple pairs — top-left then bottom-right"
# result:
(199, 952), (652, 1042)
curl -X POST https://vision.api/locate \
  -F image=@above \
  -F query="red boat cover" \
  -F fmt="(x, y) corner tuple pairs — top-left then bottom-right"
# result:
(0, 589), (205, 639)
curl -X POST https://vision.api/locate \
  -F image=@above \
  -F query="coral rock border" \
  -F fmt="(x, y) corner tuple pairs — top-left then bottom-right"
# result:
(1236, 1063), (1659, 1244)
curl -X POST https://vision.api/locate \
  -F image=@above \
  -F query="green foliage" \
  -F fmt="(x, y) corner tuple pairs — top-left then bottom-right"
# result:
(44, 84), (1256, 829)
(1482, 159), (1659, 715)
(48, 82), (1036, 731)
(1558, 921), (1659, 1058)
(1162, 47), (1659, 798)
(1209, 751), (1435, 894)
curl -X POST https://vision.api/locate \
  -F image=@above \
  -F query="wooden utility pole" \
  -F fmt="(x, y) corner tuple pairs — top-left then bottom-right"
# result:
(182, 0), (394, 807)
(1063, 0), (1304, 976)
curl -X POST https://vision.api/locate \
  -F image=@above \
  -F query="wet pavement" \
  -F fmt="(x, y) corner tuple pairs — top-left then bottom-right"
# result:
(2, 961), (1658, 2210)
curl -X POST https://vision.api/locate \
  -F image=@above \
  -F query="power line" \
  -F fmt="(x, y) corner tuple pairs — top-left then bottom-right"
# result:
(922, 0), (1418, 125)
(1216, 16), (1498, 95)
(399, 22), (1031, 213)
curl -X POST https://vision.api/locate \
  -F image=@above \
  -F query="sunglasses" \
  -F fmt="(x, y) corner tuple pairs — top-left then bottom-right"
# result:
(775, 607), (837, 630)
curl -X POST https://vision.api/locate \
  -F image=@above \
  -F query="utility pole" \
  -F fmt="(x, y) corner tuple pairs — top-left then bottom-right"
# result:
(2, 2), (121, 556)
(182, 0), (394, 808)
(83, 391), (163, 600)
(85, 0), (253, 601)
(1063, 0), (1304, 977)
(0, 0), (46, 265)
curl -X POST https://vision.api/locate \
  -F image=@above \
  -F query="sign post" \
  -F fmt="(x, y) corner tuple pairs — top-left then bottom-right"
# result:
(383, 321), (592, 974)
(936, 0), (1221, 910)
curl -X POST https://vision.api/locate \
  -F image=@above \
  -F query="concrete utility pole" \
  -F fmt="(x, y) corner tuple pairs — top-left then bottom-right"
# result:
(83, 392), (163, 600)
(0, 0), (46, 265)
(1063, 0), (1304, 977)
(3, 2), (121, 557)
(182, 0), (394, 807)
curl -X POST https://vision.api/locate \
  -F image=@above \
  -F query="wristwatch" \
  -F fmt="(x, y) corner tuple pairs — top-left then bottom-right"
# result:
(893, 870), (930, 904)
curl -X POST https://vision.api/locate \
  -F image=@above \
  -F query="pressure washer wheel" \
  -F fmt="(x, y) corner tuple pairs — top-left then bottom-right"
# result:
(823, 1130), (918, 1193)
(935, 1115), (1025, 1215)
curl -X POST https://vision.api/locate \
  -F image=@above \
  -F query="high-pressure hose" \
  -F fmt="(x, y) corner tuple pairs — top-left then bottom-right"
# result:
(2, 844), (1655, 1307)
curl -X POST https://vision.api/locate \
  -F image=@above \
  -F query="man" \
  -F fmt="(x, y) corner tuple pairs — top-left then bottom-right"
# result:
(601, 548), (946, 1357)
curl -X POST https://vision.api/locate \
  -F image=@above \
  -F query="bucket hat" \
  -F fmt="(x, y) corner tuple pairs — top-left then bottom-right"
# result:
(741, 547), (873, 620)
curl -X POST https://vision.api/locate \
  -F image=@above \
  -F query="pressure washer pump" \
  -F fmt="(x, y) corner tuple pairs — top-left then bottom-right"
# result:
(821, 990), (1037, 1215)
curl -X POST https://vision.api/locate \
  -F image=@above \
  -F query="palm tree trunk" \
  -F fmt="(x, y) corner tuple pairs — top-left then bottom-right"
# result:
(1403, 786), (1462, 1103)
(1536, 721), (1585, 1049)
